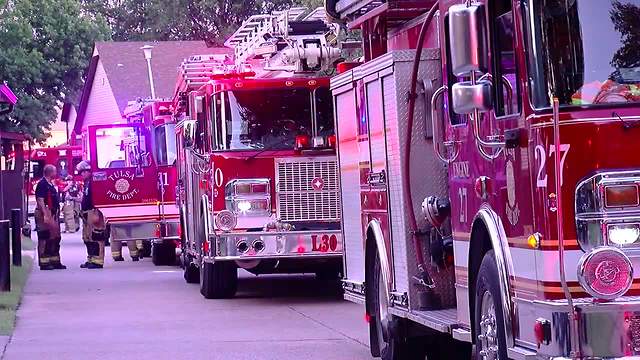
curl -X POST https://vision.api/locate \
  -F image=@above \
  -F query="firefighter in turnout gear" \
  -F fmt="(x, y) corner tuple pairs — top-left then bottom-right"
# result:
(77, 161), (106, 269)
(34, 164), (66, 270)
(111, 240), (139, 262)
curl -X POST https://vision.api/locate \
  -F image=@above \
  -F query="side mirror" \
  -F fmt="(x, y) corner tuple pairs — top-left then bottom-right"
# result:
(182, 119), (197, 148)
(451, 80), (493, 114)
(448, 3), (488, 76)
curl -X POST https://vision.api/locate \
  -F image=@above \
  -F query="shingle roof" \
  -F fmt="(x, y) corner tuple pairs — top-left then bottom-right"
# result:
(95, 41), (230, 112)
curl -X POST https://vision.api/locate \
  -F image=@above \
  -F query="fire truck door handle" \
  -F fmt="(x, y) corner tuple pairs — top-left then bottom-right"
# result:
(422, 78), (435, 139)
(367, 170), (386, 185)
(430, 85), (459, 163)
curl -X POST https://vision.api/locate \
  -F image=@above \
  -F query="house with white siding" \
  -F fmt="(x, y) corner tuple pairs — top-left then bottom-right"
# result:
(72, 41), (230, 140)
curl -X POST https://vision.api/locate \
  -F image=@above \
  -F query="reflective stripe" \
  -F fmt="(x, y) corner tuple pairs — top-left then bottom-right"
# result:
(111, 251), (122, 257)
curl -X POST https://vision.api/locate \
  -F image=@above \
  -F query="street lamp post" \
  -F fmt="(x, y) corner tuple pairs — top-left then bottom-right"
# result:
(141, 45), (157, 99)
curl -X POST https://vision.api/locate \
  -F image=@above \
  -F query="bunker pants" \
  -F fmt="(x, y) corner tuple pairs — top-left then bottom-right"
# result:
(111, 240), (139, 260)
(34, 208), (62, 268)
(82, 209), (106, 266)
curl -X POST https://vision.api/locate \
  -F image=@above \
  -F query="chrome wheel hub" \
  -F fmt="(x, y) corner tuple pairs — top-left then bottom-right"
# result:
(478, 291), (498, 360)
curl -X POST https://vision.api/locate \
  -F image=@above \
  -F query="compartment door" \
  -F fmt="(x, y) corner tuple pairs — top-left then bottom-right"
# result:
(362, 75), (393, 284)
(335, 80), (366, 283)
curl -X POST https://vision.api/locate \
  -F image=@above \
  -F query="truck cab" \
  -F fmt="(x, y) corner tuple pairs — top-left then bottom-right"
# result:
(329, 0), (640, 359)
(84, 100), (180, 265)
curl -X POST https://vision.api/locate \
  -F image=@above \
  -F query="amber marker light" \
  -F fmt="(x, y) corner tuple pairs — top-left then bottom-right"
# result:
(527, 233), (541, 249)
(605, 184), (639, 208)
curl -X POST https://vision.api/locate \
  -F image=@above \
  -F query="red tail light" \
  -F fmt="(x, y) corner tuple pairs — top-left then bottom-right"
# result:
(327, 134), (337, 148)
(155, 224), (161, 238)
(295, 135), (310, 150)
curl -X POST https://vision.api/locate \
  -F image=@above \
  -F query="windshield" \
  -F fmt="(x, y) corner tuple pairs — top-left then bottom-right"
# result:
(526, 0), (640, 108)
(95, 127), (148, 169)
(213, 88), (313, 151)
(154, 124), (177, 166)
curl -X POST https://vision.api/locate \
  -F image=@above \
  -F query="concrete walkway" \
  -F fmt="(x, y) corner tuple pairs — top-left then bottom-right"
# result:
(2, 232), (371, 360)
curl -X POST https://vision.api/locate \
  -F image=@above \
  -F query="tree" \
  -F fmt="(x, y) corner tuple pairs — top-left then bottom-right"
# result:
(0, 0), (110, 142)
(610, 0), (640, 70)
(82, 0), (325, 46)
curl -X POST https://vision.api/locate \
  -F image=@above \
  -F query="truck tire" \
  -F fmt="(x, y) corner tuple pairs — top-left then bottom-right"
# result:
(474, 251), (509, 360)
(183, 260), (199, 284)
(200, 261), (237, 299)
(369, 252), (424, 360)
(152, 242), (176, 266)
(141, 240), (152, 258)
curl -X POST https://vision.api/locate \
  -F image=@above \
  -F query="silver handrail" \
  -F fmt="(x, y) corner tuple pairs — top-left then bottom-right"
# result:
(552, 97), (580, 358)
(430, 85), (460, 163)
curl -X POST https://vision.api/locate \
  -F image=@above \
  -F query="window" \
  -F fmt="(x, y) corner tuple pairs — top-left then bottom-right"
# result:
(95, 127), (148, 169)
(154, 124), (177, 166)
(491, 0), (520, 116)
(315, 88), (335, 137)
(525, 0), (640, 108)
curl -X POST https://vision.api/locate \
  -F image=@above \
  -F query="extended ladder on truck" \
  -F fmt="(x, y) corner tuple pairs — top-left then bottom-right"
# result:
(224, 7), (341, 74)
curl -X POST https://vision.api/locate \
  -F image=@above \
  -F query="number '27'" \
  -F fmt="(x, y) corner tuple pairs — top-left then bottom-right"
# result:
(535, 144), (570, 188)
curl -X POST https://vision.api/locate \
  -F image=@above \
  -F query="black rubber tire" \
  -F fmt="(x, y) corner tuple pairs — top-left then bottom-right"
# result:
(474, 251), (509, 360)
(183, 260), (199, 284)
(200, 261), (238, 299)
(152, 242), (176, 266)
(141, 240), (152, 258)
(369, 252), (424, 360)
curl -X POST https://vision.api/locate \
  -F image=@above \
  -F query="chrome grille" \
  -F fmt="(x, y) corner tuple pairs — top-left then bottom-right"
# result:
(276, 157), (341, 222)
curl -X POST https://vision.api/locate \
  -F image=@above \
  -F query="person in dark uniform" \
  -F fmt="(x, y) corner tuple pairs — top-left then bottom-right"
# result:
(34, 164), (66, 270)
(77, 160), (106, 269)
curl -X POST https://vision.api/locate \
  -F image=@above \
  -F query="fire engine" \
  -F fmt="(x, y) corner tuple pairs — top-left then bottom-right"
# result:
(27, 145), (83, 194)
(327, 0), (640, 359)
(26, 145), (83, 216)
(83, 99), (180, 265)
(173, 8), (346, 299)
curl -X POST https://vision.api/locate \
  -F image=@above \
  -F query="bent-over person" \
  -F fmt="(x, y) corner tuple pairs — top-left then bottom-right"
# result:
(34, 164), (66, 270)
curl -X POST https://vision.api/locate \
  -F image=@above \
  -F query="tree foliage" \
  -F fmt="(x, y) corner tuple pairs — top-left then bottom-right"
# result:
(82, 0), (325, 46)
(610, 0), (640, 69)
(0, 0), (110, 142)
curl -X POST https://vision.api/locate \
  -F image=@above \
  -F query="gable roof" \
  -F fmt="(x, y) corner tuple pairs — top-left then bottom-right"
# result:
(74, 41), (230, 135)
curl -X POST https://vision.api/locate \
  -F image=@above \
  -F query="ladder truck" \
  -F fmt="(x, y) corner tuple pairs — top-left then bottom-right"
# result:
(327, 0), (640, 359)
(173, 8), (347, 299)
(83, 99), (180, 265)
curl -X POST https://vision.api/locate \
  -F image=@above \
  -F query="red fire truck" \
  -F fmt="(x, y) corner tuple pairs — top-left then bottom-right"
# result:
(84, 99), (180, 265)
(173, 8), (345, 299)
(27, 145), (83, 194)
(328, 0), (640, 359)
(26, 145), (83, 216)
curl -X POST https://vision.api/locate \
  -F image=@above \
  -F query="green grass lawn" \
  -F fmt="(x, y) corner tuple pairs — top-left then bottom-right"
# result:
(0, 256), (33, 335)
(0, 231), (35, 336)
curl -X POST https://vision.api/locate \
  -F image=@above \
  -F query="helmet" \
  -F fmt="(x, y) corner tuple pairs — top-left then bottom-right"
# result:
(76, 160), (91, 172)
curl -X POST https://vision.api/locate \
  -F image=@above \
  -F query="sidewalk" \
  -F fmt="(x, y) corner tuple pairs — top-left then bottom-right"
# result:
(2, 231), (370, 360)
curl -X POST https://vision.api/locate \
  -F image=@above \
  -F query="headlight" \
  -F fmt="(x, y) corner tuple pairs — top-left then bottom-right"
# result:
(578, 247), (633, 300)
(225, 179), (271, 216)
(608, 224), (640, 246)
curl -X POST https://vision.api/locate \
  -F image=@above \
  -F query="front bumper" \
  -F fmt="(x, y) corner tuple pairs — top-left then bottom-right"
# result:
(518, 296), (640, 359)
(207, 229), (342, 262)
(109, 220), (179, 242)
